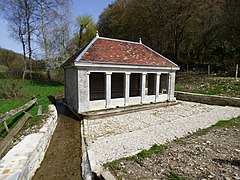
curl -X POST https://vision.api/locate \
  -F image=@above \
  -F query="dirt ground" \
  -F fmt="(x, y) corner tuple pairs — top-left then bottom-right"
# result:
(33, 100), (82, 180)
(108, 118), (240, 179)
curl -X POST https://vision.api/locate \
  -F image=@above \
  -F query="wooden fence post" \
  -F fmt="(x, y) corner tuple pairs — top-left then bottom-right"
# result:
(0, 97), (37, 134)
(208, 65), (211, 76)
(236, 64), (238, 80)
(3, 121), (9, 133)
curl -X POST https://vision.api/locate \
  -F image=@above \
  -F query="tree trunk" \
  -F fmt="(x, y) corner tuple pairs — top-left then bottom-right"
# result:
(79, 25), (84, 48)
(25, 0), (32, 80)
(19, 27), (27, 80)
(41, 0), (50, 80)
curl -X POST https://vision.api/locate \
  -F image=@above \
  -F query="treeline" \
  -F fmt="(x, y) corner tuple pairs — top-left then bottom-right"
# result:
(0, 0), (97, 81)
(98, 0), (240, 75)
(0, 48), (47, 79)
(0, 0), (71, 80)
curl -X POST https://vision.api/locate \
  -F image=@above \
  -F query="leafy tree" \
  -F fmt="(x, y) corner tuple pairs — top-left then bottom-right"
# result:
(66, 15), (97, 55)
(221, 0), (240, 67)
(76, 15), (96, 48)
(97, 0), (236, 74)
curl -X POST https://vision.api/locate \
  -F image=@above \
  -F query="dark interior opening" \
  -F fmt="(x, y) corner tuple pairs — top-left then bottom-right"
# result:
(160, 74), (169, 94)
(147, 73), (155, 95)
(130, 73), (141, 97)
(111, 73), (124, 99)
(90, 72), (105, 100)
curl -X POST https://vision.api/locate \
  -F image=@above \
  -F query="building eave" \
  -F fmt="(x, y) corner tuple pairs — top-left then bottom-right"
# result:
(74, 61), (180, 71)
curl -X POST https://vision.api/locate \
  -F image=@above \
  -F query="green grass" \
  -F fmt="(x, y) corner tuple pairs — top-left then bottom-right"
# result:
(137, 144), (167, 160)
(187, 116), (240, 138)
(168, 172), (186, 180)
(104, 144), (167, 169)
(212, 116), (240, 128)
(176, 75), (240, 97)
(0, 79), (63, 139)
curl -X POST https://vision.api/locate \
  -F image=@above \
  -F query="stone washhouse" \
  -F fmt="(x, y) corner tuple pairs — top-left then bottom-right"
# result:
(62, 33), (180, 114)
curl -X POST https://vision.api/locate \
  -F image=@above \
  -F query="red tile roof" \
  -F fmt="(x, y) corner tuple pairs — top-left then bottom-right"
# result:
(63, 37), (178, 67)
(62, 43), (89, 67)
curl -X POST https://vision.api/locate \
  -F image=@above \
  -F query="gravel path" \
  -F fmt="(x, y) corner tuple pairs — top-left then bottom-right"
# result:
(83, 101), (240, 172)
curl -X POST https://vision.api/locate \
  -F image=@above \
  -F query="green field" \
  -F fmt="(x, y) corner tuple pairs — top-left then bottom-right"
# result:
(176, 75), (240, 98)
(0, 79), (64, 139)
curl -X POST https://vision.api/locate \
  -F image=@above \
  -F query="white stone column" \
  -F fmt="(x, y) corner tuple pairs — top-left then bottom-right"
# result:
(86, 72), (90, 101)
(105, 72), (112, 108)
(167, 73), (171, 101)
(78, 70), (90, 113)
(167, 72), (176, 101)
(155, 73), (161, 102)
(124, 72), (130, 106)
(141, 73), (147, 103)
(170, 72), (176, 101)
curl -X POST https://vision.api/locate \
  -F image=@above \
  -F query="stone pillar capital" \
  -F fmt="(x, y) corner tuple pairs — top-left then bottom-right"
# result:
(105, 71), (112, 75)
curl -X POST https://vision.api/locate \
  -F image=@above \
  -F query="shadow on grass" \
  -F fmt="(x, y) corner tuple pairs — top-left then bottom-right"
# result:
(30, 79), (63, 87)
(0, 103), (36, 139)
(47, 95), (56, 104)
(0, 112), (25, 139)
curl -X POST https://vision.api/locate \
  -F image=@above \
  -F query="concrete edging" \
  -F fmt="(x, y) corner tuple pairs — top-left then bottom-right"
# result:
(81, 120), (93, 180)
(0, 104), (58, 180)
(175, 91), (240, 107)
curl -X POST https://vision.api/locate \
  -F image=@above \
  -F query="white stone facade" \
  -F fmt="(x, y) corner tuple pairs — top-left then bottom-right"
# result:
(64, 63), (179, 113)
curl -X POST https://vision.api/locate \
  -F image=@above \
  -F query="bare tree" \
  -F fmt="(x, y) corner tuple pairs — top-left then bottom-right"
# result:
(1, 0), (28, 79)
(1, 0), (38, 80)
(36, 0), (71, 80)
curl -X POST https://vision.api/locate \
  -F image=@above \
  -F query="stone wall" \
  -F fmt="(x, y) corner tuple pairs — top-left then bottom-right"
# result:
(0, 105), (58, 180)
(175, 91), (240, 107)
(78, 70), (90, 113)
(65, 68), (78, 113)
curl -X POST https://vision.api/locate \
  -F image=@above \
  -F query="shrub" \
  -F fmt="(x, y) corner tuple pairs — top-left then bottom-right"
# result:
(0, 79), (24, 99)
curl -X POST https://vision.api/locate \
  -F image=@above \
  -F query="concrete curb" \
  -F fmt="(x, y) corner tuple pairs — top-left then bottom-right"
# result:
(82, 101), (179, 120)
(81, 120), (93, 180)
(0, 105), (58, 180)
(175, 91), (240, 107)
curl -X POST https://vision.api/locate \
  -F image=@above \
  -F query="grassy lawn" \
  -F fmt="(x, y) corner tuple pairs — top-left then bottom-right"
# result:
(0, 79), (64, 139)
(176, 74), (240, 98)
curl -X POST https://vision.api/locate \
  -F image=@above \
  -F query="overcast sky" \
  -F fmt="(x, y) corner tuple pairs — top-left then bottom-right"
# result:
(0, 0), (113, 54)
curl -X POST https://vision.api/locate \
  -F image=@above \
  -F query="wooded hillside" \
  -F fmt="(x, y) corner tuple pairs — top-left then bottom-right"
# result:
(0, 48), (44, 75)
(98, 0), (240, 75)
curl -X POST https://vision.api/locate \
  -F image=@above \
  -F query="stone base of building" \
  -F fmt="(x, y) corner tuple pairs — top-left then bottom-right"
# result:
(81, 100), (179, 120)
